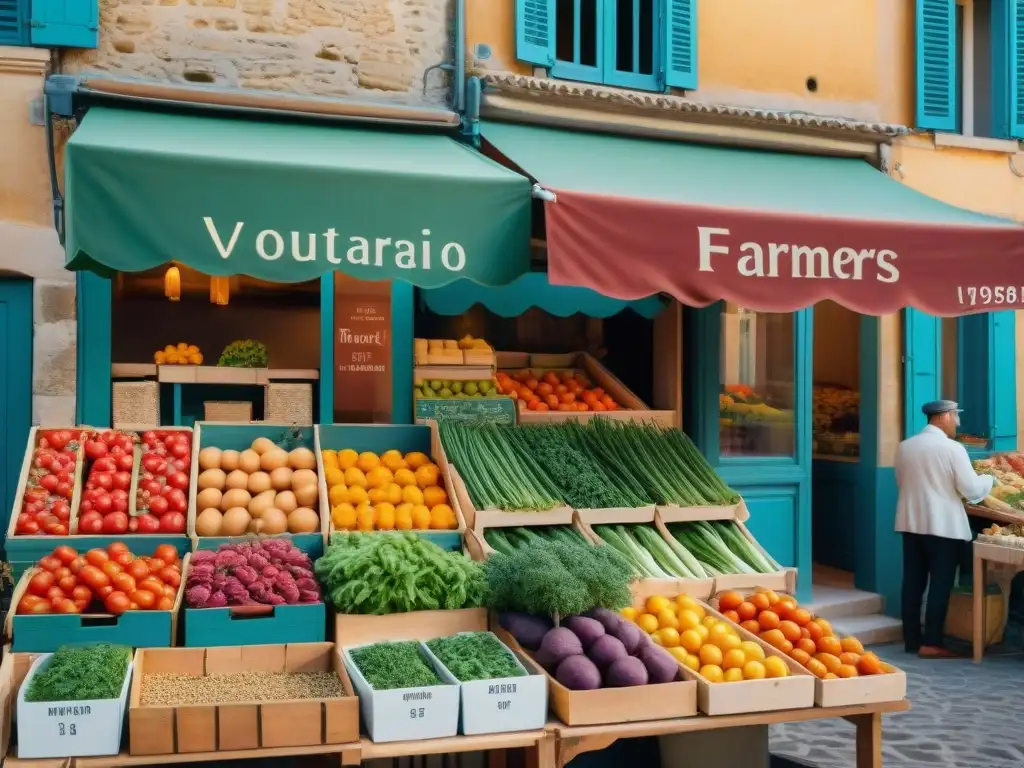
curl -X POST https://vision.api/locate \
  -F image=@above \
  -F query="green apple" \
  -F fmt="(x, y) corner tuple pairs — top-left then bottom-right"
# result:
(421, 385), (436, 398)
(429, 380), (443, 391)
(478, 380), (493, 393)
(451, 381), (464, 394)
(463, 381), (479, 396)
(439, 387), (453, 398)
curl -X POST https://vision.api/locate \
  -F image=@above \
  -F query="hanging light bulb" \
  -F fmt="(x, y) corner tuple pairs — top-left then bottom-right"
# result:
(164, 266), (181, 301)
(210, 276), (230, 306)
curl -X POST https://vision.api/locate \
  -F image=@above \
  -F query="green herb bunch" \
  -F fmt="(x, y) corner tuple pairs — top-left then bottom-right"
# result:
(315, 532), (488, 615)
(426, 633), (526, 682)
(25, 644), (131, 702)
(217, 339), (268, 368)
(484, 539), (633, 620)
(351, 641), (442, 690)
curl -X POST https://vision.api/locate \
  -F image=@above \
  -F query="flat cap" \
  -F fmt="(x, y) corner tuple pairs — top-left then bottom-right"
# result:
(922, 399), (963, 416)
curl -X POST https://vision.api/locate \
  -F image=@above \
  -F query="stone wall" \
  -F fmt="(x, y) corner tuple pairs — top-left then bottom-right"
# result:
(62, 0), (454, 105)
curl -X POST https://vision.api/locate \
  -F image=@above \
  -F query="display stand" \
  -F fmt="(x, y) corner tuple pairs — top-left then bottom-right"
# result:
(972, 540), (1024, 663)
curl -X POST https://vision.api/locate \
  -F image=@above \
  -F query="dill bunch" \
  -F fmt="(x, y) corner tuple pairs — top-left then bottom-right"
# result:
(427, 632), (526, 682)
(25, 644), (132, 702)
(350, 641), (443, 691)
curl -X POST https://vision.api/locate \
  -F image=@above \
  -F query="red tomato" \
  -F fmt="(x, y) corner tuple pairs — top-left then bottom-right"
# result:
(148, 496), (169, 516)
(37, 556), (61, 573)
(79, 565), (110, 591)
(107, 542), (130, 555)
(50, 500), (71, 521)
(92, 494), (112, 514)
(27, 571), (55, 597)
(39, 474), (58, 493)
(16, 518), (40, 535)
(85, 549), (109, 567)
(58, 575), (78, 593)
(74, 599), (90, 612)
(18, 595), (51, 614)
(162, 584), (177, 600)
(102, 512), (129, 535)
(165, 489), (187, 513)
(44, 521), (68, 536)
(166, 471), (189, 491)
(101, 561), (122, 578)
(45, 585), (65, 602)
(68, 556), (87, 574)
(71, 585), (92, 603)
(112, 472), (131, 491)
(138, 576), (166, 595)
(77, 511), (104, 535)
(159, 512), (186, 534)
(53, 598), (79, 614)
(97, 585), (114, 599)
(136, 514), (161, 534)
(130, 590), (157, 610)
(112, 550), (134, 567)
(84, 440), (108, 460)
(157, 566), (181, 588)
(112, 573), (137, 593)
(126, 560), (150, 580)
(116, 453), (134, 472)
(155, 596), (174, 611)
(154, 544), (179, 565)
(53, 566), (72, 580)
(93, 456), (117, 473)
(104, 591), (131, 615)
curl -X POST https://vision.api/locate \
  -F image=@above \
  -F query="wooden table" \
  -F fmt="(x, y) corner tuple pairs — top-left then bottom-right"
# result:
(555, 700), (909, 768)
(972, 540), (1024, 663)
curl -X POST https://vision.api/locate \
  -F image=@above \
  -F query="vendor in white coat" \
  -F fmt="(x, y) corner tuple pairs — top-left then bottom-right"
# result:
(895, 400), (993, 658)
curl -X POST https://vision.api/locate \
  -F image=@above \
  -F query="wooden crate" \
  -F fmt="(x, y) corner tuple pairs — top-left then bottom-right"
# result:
(204, 401), (253, 422)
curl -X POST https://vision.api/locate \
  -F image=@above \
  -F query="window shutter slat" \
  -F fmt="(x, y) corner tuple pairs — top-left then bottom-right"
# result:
(1010, 0), (1024, 138)
(0, 0), (26, 45)
(516, 0), (554, 67)
(990, 312), (1017, 447)
(30, 0), (99, 48)
(903, 309), (941, 438)
(663, 0), (696, 89)
(915, 0), (957, 131)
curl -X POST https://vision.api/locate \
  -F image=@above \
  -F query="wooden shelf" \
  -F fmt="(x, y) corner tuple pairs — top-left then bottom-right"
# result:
(111, 365), (319, 382)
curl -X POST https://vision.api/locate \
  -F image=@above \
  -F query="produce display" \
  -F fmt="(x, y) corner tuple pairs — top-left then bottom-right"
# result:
(665, 521), (778, 577)
(483, 525), (589, 554)
(194, 438), (320, 537)
(129, 430), (192, 535)
(719, 385), (791, 425)
(76, 430), (138, 536)
(154, 343), (203, 365)
(350, 640), (445, 690)
(812, 385), (860, 456)
(979, 522), (1024, 547)
(973, 453), (1024, 513)
(622, 594), (789, 683)
(141, 670), (346, 704)
(439, 420), (738, 513)
(323, 448), (457, 532)
(24, 644), (132, 702)
(415, 335), (493, 365)
(495, 369), (621, 412)
(185, 539), (321, 608)
(14, 429), (84, 536)
(501, 608), (681, 689)
(218, 339), (268, 368)
(715, 590), (895, 679)
(415, 378), (502, 400)
(425, 632), (526, 682)
(315, 532), (486, 614)
(17, 543), (182, 616)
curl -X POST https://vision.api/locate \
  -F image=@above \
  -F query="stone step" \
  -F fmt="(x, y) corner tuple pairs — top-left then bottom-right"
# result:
(831, 614), (904, 645)
(804, 584), (885, 619)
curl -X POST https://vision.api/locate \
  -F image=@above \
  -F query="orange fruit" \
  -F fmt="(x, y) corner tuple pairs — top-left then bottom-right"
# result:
(739, 640), (764, 660)
(779, 639), (794, 654)
(763, 656), (789, 679)
(817, 636), (842, 656)
(700, 665), (724, 683)
(414, 464), (441, 488)
(837, 664), (859, 678)
(717, 591), (744, 612)
(789, 648), (811, 666)
(723, 649), (747, 670)
(839, 652), (861, 667)
(805, 658), (828, 678)
(815, 618), (834, 637)
(422, 485), (448, 508)
(740, 620), (761, 635)
(751, 593), (771, 612)
(778, 620), (802, 643)
(742, 660), (766, 680)
(722, 610), (740, 623)
(824, 672), (839, 680)
(805, 621), (824, 641)
(790, 608), (812, 626)
(699, 645), (724, 667)
(776, 598), (797, 619)
(736, 601), (757, 621)
(760, 629), (786, 649)
(758, 610), (780, 631)
(723, 667), (745, 683)
(637, 614), (660, 634)
(796, 637), (818, 656)
(816, 652), (842, 674)
(762, 590), (781, 606)
(680, 629), (703, 654)
(858, 653), (884, 676)
(840, 636), (865, 654)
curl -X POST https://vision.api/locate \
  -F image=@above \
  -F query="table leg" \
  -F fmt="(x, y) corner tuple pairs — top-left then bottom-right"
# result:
(853, 712), (882, 768)
(527, 732), (557, 768)
(973, 554), (986, 664)
(488, 748), (510, 768)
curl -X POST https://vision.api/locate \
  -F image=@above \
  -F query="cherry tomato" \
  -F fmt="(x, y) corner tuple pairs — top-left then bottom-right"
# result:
(38, 556), (61, 573)
(154, 544), (179, 565)
(157, 566), (181, 588)
(79, 564), (110, 591)
(85, 549), (110, 567)
(139, 576), (166, 595)
(112, 573), (137, 593)
(58, 575), (78, 593)
(27, 571), (56, 597)
(104, 591), (131, 615)
(126, 560), (150, 581)
(130, 590), (157, 610)
(52, 545), (78, 565)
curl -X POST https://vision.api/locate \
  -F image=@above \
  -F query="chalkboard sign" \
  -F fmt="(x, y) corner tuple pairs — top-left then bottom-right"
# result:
(415, 396), (518, 425)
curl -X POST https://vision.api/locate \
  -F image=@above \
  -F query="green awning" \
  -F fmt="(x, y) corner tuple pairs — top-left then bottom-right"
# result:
(65, 108), (532, 286)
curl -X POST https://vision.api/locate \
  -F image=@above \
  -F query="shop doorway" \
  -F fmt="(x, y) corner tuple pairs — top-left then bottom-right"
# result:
(0, 278), (33, 535)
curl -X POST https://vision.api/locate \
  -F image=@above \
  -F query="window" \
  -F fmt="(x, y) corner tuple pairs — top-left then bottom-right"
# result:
(0, 0), (99, 48)
(915, 0), (1023, 139)
(718, 304), (795, 458)
(942, 314), (994, 449)
(516, 0), (697, 92)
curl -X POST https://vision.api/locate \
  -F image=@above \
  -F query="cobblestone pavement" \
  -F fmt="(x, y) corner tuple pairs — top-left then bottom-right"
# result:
(770, 644), (1024, 767)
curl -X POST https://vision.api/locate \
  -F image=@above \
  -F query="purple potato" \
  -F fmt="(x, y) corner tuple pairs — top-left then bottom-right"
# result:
(500, 612), (553, 651)
(638, 644), (680, 684)
(587, 633), (628, 669)
(563, 616), (606, 650)
(556, 654), (602, 691)
(606, 655), (649, 687)
(538, 626), (584, 667)
(611, 620), (645, 655)
(584, 607), (623, 633)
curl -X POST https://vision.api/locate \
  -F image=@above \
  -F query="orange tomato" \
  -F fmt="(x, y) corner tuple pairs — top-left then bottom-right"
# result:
(112, 573), (137, 594)
(108, 542), (130, 555)
(758, 610), (780, 631)
(740, 620), (761, 635)
(789, 648), (811, 667)
(790, 608), (812, 626)
(722, 609), (740, 623)
(857, 652), (884, 676)
(837, 664), (859, 678)
(815, 617), (834, 636)
(156, 596), (175, 611)
(778, 620), (802, 643)
(796, 637), (818, 656)
(101, 560), (122, 578)
(776, 598), (797, 618)
(824, 672), (839, 680)
(138, 576), (166, 595)
(760, 590), (780, 606)
(536, 382), (553, 396)
(816, 635), (842, 657)
(840, 636), (865, 654)
(805, 658), (828, 679)
(839, 652), (861, 667)
(126, 560), (150, 581)
(717, 591), (744, 612)
(85, 549), (109, 568)
(736, 601), (757, 621)
(130, 590), (157, 610)
(760, 629), (787, 649)
(815, 652), (842, 674)
(154, 544), (179, 565)
(750, 593), (771, 612)
(805, 620), (824, 641)
(524, 377), (539, 391)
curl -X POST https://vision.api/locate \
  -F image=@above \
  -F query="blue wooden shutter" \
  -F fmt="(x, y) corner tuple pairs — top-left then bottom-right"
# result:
(31, 0), (99, 48)
(989, 311), (1017, 450)
(0, 0), (26, 45)
(957, 314), (989, 438)
(915, 0), (957, 131)
(903, 309), (941, 438)
(1010, 0), (1024, 137)
(516, 0), (554, 67)
(664, 0), (696, 89)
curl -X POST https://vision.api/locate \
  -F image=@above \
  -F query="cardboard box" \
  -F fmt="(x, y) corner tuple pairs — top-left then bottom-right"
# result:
(342, 641), (459, 743)
(8, 556), (187, 652)
(316, 422), (465, 551)
(493, 628), (697, 726)
(421, 632), (548, 735)
(128, 643), (358, 755)
(17, 654), (132, 758)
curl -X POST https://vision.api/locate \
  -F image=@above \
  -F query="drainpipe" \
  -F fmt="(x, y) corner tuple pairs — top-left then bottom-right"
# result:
(454, 0), (466, 114)
(42, 74), (78, 245)
(465, 76), (482, 144)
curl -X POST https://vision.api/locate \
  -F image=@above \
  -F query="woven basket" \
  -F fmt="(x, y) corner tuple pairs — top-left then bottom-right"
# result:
(205, 401), (253, 422)
(113, 381), (159, 429)
(265, 383), (313, 424)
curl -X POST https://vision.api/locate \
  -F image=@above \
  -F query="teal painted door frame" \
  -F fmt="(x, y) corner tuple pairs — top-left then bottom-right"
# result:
(0, 279), (33, 535)
(76, 271), (112, 428)
(687, 303), (813, 602)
